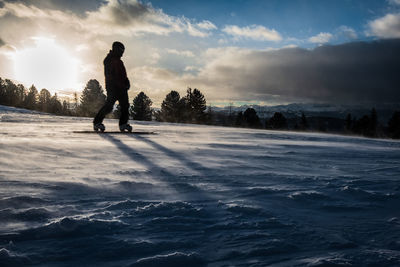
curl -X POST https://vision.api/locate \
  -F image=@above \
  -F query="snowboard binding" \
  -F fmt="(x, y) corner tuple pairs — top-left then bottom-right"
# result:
(119, 123), (132, 132)
(93, 123), (105, 132)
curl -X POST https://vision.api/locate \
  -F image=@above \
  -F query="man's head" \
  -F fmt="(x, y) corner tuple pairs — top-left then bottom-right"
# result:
(112, 41), (125, 57)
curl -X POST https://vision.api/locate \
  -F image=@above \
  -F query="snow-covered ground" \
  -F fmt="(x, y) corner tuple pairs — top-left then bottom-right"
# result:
(1, 105), (400, 266)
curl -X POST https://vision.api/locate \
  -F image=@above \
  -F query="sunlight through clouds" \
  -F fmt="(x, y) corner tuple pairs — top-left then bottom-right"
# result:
(13, 37), (80, 92)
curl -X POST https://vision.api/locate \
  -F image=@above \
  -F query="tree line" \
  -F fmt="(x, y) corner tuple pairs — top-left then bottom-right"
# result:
(1, 76), (399, 139)
(78, 79), (209, 124)
(225, 107), (399, 139)
(78, 80), (400, 139)
(0, 77), (209, 124)
(0, 77), (69, 115)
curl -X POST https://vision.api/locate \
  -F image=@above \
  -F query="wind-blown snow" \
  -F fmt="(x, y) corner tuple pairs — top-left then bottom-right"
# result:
(1, 105), (400, 266)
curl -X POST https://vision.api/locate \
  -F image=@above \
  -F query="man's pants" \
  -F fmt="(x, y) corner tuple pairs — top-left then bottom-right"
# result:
(93, 89), (129, 125)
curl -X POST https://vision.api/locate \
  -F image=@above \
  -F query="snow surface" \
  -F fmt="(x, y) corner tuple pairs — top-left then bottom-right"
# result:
(1, 105), (400, 266)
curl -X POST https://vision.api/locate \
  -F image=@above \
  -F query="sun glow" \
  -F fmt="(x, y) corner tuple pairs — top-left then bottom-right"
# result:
(13, 37), (79, 93)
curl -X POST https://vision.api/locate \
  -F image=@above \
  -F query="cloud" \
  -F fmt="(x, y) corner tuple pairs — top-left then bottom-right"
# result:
(102, 39), (400, 105)
(217, 38), (228, 45)
(222, 24), (282, 41)
(139, 39), (400, 104)
(308, 32), (333, 43)
(1, 0), (107, 16)
(90, 0), (216, 37)
(166, 49), (195, 57)
(127, 65), (182, 102)
(2, 0), (399, 106)
(184, 65), (198, 72)
(0, 37), (16, 54)
(368, 13), (400, 38)
(148, 50), (160, 64)
(337, 26), (357, 39)
(307, 27), (357, 45)
(282, 44), (298, 49)
(97, 0), (152, 25)
(0, 2), (74, 22)
(0, 0), (219, 91)
(0, 38), (16, 80)
(388, 0), (400, 5)
(84, 0), (173, 36)
(196, 20), (217, 30)
(0, 0), (216, 37)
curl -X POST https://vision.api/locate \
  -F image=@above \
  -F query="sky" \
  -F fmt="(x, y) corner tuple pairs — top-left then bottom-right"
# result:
(0, 0), (400, 106)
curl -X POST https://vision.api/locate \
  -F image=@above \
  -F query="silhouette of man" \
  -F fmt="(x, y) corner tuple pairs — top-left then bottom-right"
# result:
(93, 41), (132, 132)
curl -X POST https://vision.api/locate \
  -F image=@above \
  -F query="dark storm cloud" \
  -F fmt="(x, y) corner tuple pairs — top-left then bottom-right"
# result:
(269, 39), (400, 103)
(108, 0), (151, 25)
(200, 39), (400, 104)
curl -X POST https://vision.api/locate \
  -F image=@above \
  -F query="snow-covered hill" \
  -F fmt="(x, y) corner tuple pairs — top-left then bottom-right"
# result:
(1, 105), (400, 266)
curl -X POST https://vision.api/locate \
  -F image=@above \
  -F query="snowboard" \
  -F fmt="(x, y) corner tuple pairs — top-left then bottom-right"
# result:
(73, 131), (156, 135)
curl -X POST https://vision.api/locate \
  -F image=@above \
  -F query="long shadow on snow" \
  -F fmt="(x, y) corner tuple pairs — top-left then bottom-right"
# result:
(128, 134), (207, 174)
(100, 134), (213, 202)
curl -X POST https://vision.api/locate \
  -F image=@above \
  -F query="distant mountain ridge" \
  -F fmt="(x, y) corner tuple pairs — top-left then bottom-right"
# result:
(213, 103), (400, 123)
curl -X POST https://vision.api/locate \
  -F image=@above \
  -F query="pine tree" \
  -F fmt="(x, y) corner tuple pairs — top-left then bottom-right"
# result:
(184, 88), (207, 123)
(160, 90), (182, 122)
(192, 88), (207, 123)
(345, 113), (352, 132)
(0, 78), (26, 107)
(49, 93), (63, 115)
(0, 78), (10, 106)
(266, 112), (288, 130)
(205, 105), (213, 125)
(235, 111), (244, 126)
(0, 78), (5, 104)
(353, 115), (370, 136)
(73, 92), (79, 115)
(78, 79), (106, 117)
(228, 102), (234, 126)
(300, 112), (308, 130)
(369, 108), (377, 137)
(38, 89), (51, 112)
(352, 109), (378, 137)
(388, 111), (400, 139)
(15, 84), (26, 107)
(24, 85), (38, 110)
(243, 108), (262, 128)
(183, 88), (193, 123)
(62, 100), (71, 116)
(5, 79), (18, 106)
(178, 97), (190, 122)
(130, 91), (152, 121)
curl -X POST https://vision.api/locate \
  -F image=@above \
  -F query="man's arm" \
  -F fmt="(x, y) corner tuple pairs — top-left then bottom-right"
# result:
(111, 59), (130, 90)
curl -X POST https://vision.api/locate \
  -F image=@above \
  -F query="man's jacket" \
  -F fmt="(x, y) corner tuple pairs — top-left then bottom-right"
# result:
(103, 50), (130, 91)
